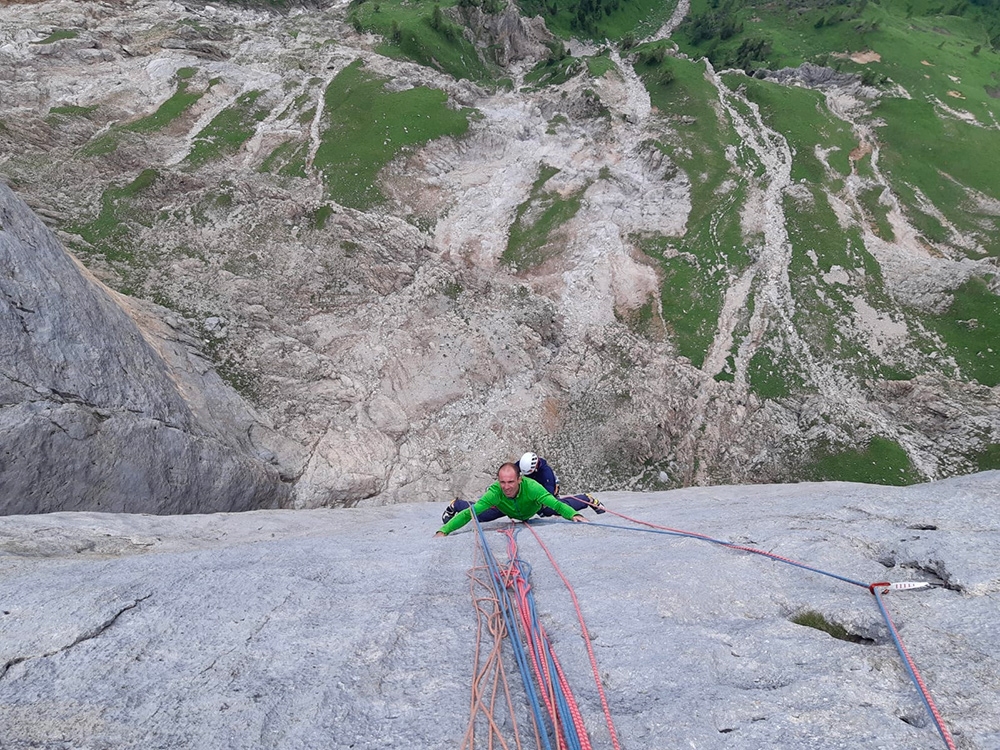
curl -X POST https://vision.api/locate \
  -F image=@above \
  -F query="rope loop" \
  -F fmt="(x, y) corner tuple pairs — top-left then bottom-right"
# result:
(460, 502), (957, 750)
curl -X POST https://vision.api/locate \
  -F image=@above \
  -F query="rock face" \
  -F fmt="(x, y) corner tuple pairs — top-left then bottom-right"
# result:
(758, 61), (866, 90)
(0, 182), (290, 513)
(0, 473), (998, 748)
(457, 2), (552, 66)
(1, 0), (1000, 511)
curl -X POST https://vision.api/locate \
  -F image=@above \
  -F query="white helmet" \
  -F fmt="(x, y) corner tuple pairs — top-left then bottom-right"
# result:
(519, 452), (539, 475)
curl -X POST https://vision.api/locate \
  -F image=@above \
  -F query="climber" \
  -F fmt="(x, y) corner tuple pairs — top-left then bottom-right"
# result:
(515, 451), (605, 518)
(436, 462), (589, 536)
(439, 452), (605, 526)
(517, 451), (560, 495)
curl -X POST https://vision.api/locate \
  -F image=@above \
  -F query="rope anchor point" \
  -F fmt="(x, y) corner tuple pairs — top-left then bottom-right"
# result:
(868, 581), (937, 595)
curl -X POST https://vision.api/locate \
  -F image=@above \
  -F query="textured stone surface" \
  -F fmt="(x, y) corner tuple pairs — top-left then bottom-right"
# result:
(0, 182), (289, 514)
(2, 0), (1000, 510)
(0, 472), (998, 748)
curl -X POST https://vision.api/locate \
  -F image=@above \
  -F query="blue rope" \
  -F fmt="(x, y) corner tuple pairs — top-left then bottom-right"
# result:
(471, 515), (554, 750)
(871, 587), (955, 748)
(587, 520), (870, 589)
(512, 536), (585, 750)
(588, 516), (956, 748)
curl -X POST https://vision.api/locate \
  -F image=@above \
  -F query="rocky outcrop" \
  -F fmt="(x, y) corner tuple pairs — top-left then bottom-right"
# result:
(757, 62), (867, 92)
(456, 2), (552, 67)
(2, 0), (999, 511)
(0, 182), (291, 514)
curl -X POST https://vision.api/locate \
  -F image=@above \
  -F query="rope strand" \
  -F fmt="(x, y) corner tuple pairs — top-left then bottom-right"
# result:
(460, 498), (954, 750)
(503, 528), (592, 750)
(588, 503), (955, 749)
(523, 523), (623, 750)
(870, 586), (957, 750)
(469, 513), (553, 750)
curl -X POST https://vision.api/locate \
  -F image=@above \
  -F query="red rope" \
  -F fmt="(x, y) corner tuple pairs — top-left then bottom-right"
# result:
(870, 585), (957, 750)
(591, 503), (955, 749)
(501, 527), (602, 750)
(551, 645), (594, 750)
(503, 531), (568, 750)
(524, 524), (623, 750)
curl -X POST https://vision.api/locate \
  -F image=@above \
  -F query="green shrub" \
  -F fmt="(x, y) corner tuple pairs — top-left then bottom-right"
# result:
(792, 611), (873, 643)
(926, 276), (1000, 386)
(126, 82), (204, 134)
(66, 169), (162, 262)
(502, 165), (586, 271)
(48, 105), (98, 118)
(34, 29), (78, 44)
(348, 0), (492, 82)
(801, 436), (921, 485)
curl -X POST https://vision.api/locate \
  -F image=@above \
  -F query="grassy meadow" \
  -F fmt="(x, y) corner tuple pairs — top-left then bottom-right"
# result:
(51, 0), (1000, 484)
(347, 0), (493, 82)
(312, 59), (472, 210)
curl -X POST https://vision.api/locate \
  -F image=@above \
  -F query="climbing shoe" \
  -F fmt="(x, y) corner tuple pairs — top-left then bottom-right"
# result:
(586, 494), (606, 514)
(441, 500), (458, 525)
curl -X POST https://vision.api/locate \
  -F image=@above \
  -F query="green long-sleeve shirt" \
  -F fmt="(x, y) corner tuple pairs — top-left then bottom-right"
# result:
(438, 476), (579, 535)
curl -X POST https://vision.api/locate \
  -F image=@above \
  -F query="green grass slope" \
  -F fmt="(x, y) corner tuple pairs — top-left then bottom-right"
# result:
(36, 0), (1000, 487)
